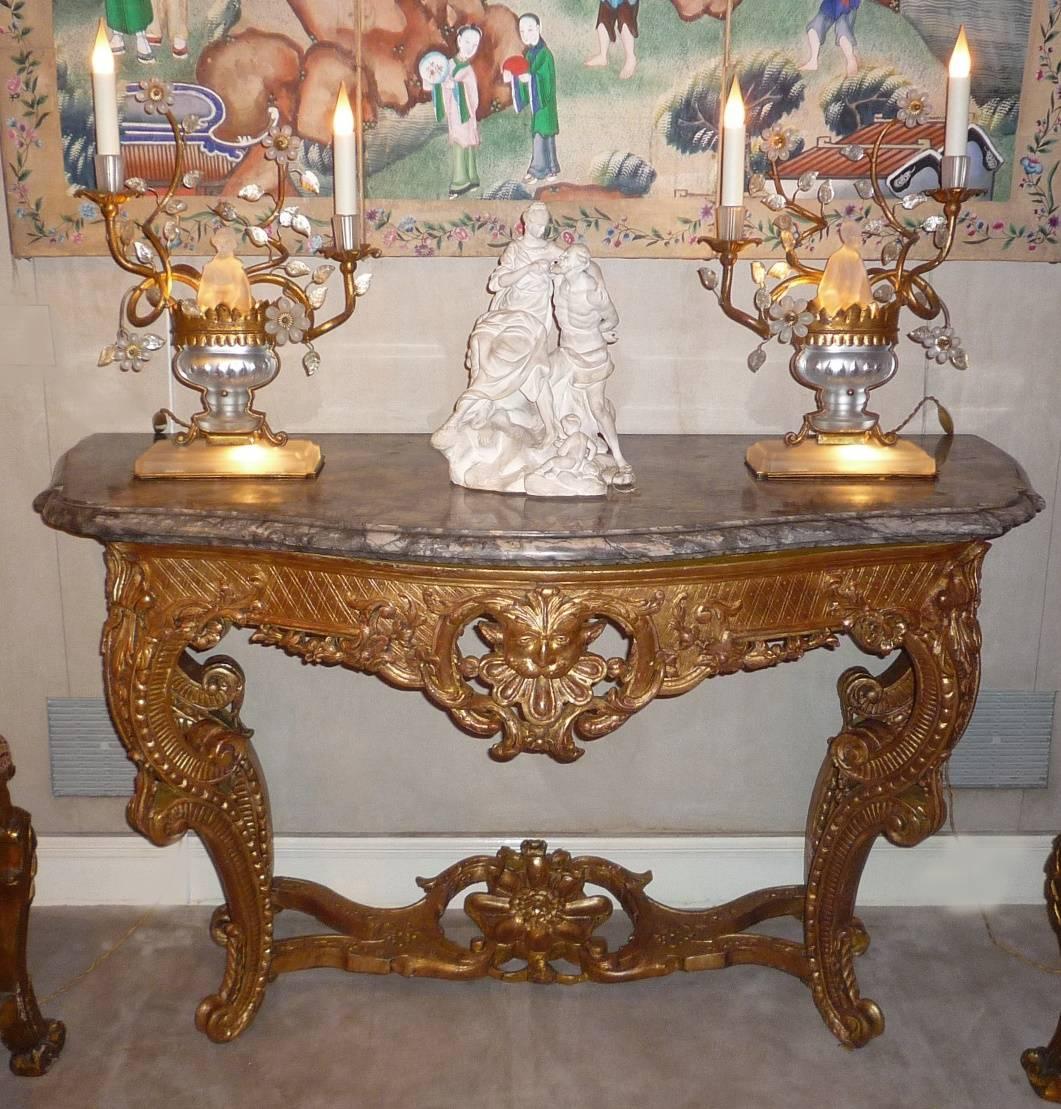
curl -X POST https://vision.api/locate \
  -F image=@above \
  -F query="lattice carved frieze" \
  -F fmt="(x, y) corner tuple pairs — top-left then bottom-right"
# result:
(104, 542), (981, 764)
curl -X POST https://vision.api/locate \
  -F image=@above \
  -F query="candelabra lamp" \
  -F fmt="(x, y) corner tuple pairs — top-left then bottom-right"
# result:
(77, 82), (377, 479)
(700, 112), (979, 479)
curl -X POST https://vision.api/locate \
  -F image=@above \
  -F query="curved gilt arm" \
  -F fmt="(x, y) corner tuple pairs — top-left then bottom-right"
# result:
(306, 247), (382, 344)
(0, 736), (67, 1075)
(770, 162), (827, 242)
(699, 236), (771, 340)
(1022, 834), (1061, 1101)
(867, 121), (918, 247)
(906, 188), (980, 285)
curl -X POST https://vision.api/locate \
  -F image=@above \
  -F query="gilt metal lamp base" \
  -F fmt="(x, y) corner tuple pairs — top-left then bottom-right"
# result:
(135, 436), (323, 479)
(746, 436), (936, 479)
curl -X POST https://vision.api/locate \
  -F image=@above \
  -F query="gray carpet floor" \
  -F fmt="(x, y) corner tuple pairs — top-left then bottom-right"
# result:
(1, 905), (1058, 1108)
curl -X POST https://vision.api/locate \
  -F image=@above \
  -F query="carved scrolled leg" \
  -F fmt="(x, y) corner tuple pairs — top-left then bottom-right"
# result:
(1022, 834), (1061, 1101)
(0, 737), (66, 1076)
(806, 544), (985, 1047)
(103, 549), (273, 1042)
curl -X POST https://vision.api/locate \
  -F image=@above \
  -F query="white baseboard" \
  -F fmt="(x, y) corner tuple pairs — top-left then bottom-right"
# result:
(31, 833), (1054, 909)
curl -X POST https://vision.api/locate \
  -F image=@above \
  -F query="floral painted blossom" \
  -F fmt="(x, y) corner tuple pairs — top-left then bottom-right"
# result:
(760, 126), (798, 163)
(135, 79), (174, 116)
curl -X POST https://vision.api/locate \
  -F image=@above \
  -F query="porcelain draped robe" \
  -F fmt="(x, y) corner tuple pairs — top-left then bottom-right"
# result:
(432, 203), (633, 497)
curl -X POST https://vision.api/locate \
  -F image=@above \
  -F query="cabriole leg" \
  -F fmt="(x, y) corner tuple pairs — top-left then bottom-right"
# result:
(103, 549), (274, 1042)
(805, 544), (984, 1047)
(0, 737), (66, 1076)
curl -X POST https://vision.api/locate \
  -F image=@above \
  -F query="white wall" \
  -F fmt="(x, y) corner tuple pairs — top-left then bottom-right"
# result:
(1, 190), (1058, 837)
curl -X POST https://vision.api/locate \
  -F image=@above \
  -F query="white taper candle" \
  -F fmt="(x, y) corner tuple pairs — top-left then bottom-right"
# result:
(720, 78), (746, 208)
(90, 20), (121, 158)
(332, 82), (358, 217)
(944, 26), (971, 159)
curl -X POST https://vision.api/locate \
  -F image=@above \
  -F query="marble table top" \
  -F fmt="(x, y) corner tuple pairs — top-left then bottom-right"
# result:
(35, 434), (1043, 567)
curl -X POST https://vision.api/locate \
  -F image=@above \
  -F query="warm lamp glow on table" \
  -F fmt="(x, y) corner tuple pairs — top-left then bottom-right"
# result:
(816, 222), (874, 318)
(197, 228), (254, 315)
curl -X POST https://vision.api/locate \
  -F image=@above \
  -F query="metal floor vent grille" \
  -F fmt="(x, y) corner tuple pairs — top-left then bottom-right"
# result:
(47, 690), (1054, 796)
(48, 698), (134, 797)
(948, 691), (1054, 788)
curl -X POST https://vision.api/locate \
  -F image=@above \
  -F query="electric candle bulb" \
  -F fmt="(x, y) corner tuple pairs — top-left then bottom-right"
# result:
(817, 221), (873, 316)
(720, 78), (746, 209)
(723, 79), (745, 130)
(944, 25), (971, 159)
(332, 82), (358, 217)
(90, 19), (121, 158)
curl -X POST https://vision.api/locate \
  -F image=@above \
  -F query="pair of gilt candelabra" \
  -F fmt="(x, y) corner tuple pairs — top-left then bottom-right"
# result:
(700, 114), (979, 479)
(80, 91), (377, 478)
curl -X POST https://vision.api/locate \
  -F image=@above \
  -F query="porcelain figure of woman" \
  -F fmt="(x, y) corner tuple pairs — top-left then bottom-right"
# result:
(431, 309), (557, 492)
(487, 201), (562, 327)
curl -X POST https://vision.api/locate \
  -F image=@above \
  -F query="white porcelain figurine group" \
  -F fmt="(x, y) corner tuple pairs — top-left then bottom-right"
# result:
(432, 201), (634, 497)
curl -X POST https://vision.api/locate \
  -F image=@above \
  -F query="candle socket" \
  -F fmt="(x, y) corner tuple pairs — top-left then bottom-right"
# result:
(94, 153), (125, 195)
(715, 206), (746, 242)
(332, 214), (360, 254)
(940, 155), (969, 191)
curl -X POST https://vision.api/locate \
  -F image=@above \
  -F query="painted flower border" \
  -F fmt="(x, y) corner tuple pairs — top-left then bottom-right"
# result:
(1, 0), (1057, 260)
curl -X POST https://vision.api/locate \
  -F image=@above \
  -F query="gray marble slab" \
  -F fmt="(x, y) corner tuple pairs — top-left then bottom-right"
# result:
(34, 434), (1043, 567)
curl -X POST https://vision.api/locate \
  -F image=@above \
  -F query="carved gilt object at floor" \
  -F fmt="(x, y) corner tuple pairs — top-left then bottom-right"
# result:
(1023, 834), (1061, 1102)
(0, 736), (66, 1076)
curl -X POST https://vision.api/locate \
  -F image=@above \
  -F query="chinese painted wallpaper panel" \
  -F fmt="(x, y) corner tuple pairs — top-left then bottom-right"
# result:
(1, 0), (1056, 258)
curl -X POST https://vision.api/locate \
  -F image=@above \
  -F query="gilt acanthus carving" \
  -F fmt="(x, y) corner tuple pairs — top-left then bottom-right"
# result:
(100, 544), (979, 766)
(804, 543), (986, 1046)
(251, 595), (422, 679)
(826, 573), (910, 656)
(463, 840), (614, 983)
(94, 537), (995, 1050)
(665, 591), (839, 690)
(102, 547), (274, 1043)
(424, 584), (666, 762)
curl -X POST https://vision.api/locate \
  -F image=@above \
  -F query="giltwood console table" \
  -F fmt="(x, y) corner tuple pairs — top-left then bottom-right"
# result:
(35, 434), (1042, 1048)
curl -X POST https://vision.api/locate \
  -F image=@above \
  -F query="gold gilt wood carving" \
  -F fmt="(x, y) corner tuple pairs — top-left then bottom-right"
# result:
(100, 538), (986, 1046)
(0, 735), (66, 1076)
(1023, 834), (1061, 1101)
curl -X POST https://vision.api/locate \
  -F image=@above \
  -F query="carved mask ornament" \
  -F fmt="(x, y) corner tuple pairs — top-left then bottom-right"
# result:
(476, 587), (609, 725)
